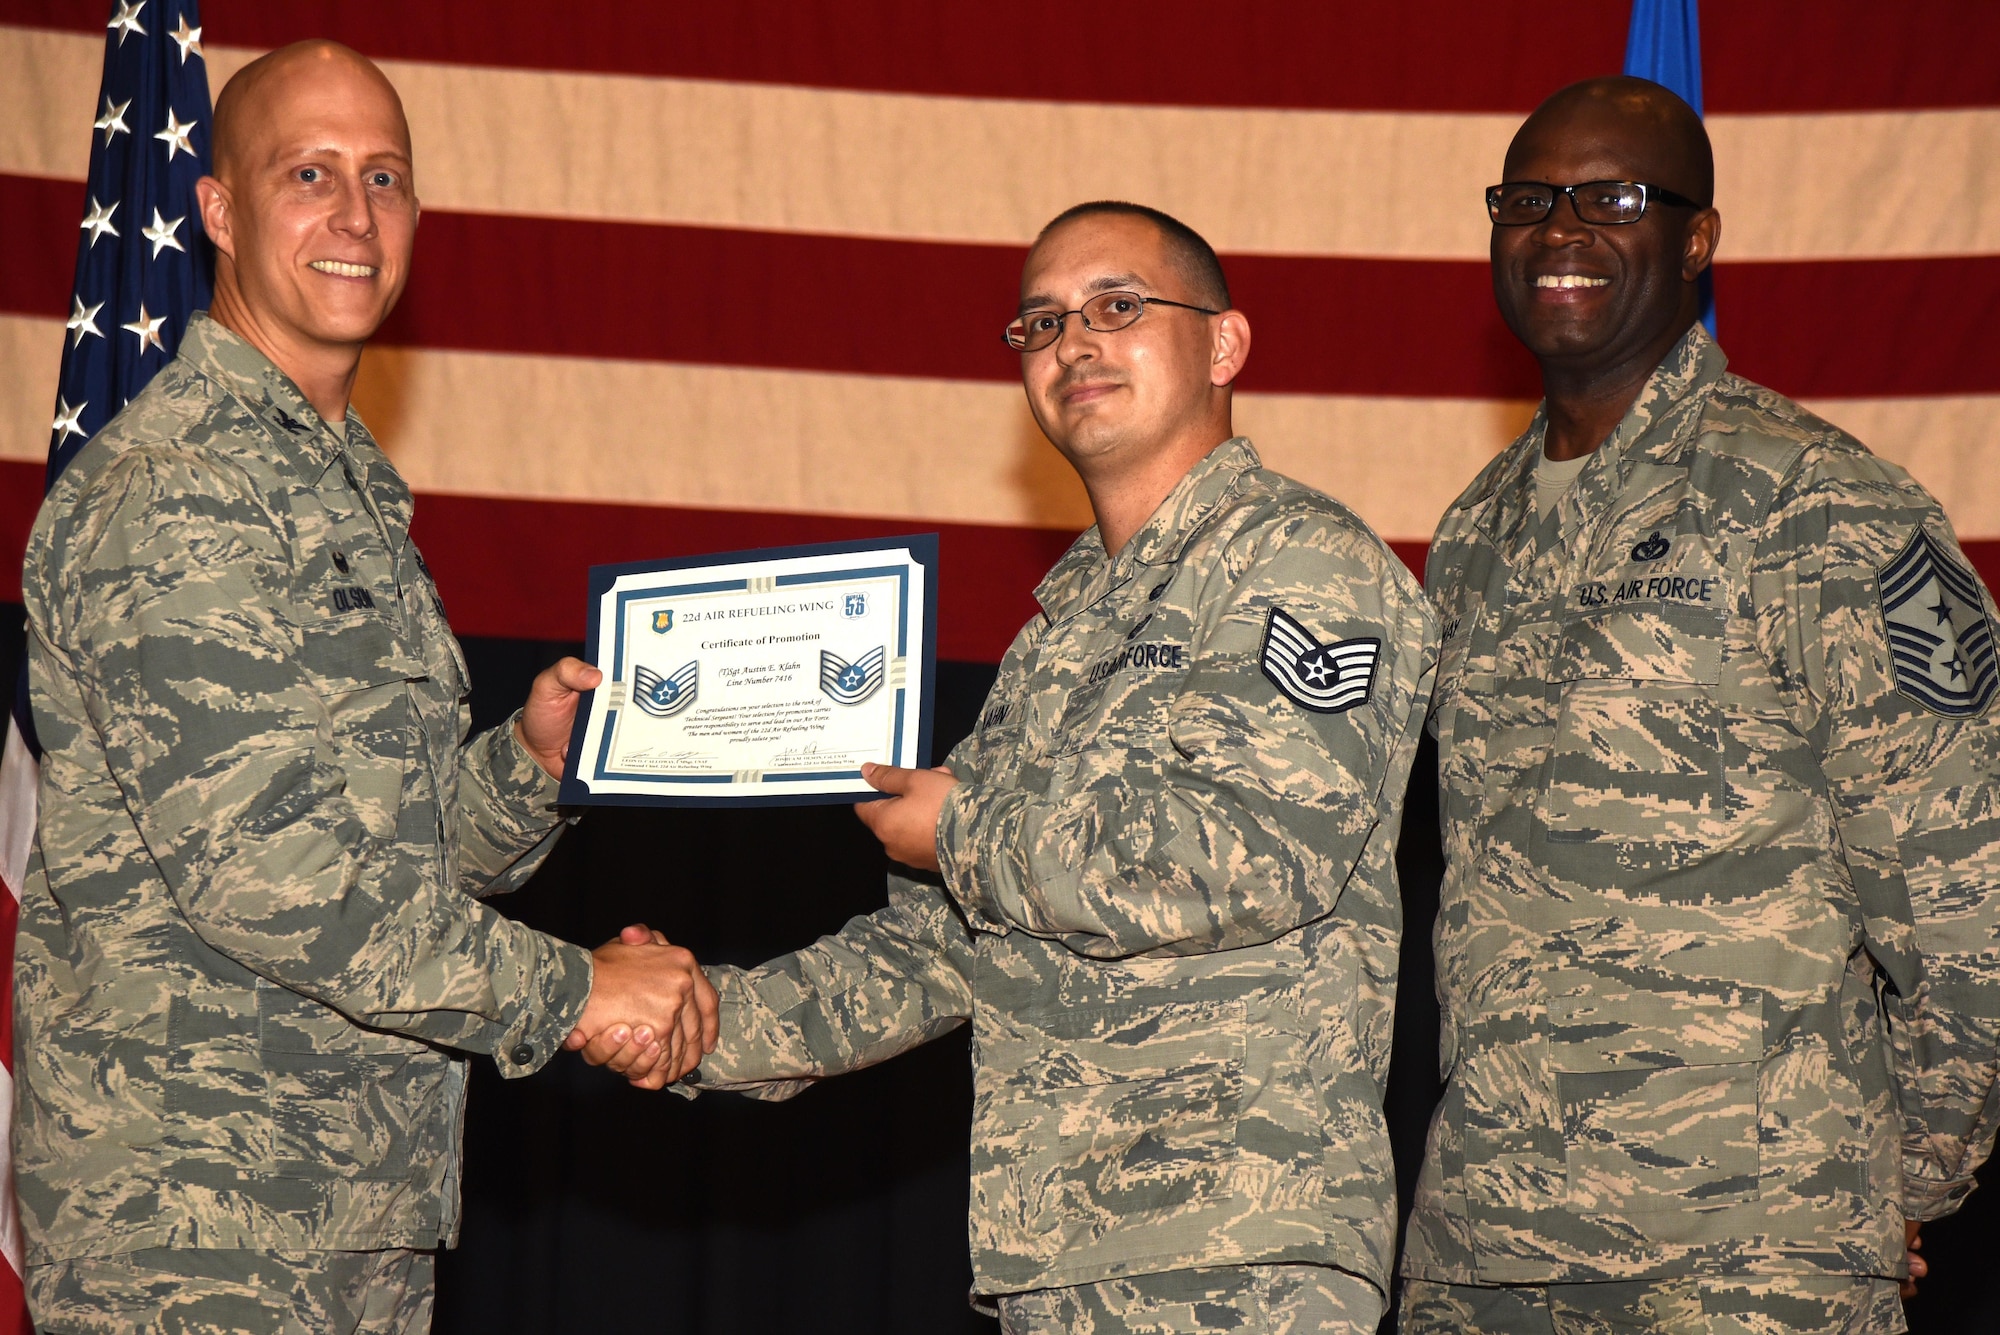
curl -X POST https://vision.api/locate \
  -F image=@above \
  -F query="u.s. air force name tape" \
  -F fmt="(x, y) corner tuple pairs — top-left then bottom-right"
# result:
(1260, 606), (1379, 714)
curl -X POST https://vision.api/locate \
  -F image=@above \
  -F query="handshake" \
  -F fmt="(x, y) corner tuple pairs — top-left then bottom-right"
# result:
(562, 924), (717, 1090)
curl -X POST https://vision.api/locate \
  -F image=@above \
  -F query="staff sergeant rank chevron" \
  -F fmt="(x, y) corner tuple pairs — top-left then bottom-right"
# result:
(820, 646), (886, 705)
(634, 661), (698, 717)
(1880, 527), (2000, 717)
(1260, 607), (1380, 714)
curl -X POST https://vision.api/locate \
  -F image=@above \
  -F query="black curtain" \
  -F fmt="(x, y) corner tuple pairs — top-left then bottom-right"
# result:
(0, 609), (1991, 1330)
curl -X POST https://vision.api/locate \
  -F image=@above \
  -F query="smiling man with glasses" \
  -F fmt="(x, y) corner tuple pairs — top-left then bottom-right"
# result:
(1399, 75), (2000, 1335)
(586, 200), (1438, 1332)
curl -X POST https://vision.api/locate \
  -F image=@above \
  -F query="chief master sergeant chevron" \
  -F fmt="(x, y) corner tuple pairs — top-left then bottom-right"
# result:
(1399, 77), (2000, 1334)
(16, 41), (716, 1332)
(585, 201), (1439, 1332)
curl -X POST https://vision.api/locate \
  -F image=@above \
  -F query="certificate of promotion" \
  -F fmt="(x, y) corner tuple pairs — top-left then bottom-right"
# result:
(558, 535), (938, 807)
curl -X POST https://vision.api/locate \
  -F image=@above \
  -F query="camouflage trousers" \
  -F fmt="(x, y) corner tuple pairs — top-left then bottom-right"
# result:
(27, 1247), (435, 1335)
(1398, 1274), (1905, 1335)
(997, 1264), (1383, 1334)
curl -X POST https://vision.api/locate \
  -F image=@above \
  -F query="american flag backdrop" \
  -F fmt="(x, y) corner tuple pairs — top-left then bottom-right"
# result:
(2, 3), (1997, 660)
(0, 7), (1994, 1318)
(1, 1), (212, 1328)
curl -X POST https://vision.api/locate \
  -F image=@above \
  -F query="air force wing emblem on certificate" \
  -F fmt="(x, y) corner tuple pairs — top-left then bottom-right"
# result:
(1261, 607), (1379, 714)
(1879, 527), (1999, 717)
(633, 661), (699, 718)
(820, 646), (886, 705)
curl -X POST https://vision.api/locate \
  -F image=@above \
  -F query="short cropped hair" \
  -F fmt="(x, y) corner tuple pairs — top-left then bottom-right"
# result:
(1035, 201), (1231, 310)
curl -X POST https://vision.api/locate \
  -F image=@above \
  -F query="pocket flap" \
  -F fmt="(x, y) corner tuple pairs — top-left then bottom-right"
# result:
(300, 613), (425, 692)
(1548, 986), (1761, 1072)
(1554, 604), (1726, 685)
(994, 1000), (1246, 1089)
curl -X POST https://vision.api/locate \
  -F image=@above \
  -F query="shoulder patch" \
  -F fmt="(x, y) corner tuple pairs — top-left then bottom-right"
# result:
(1260, 607), (1379, 714)
(1879, 527), (1998, 717)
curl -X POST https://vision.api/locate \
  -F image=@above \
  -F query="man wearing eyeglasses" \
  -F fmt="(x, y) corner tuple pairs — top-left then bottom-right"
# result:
(1399, 76), (2000, 1333)
(585, 201), (1438, 1330)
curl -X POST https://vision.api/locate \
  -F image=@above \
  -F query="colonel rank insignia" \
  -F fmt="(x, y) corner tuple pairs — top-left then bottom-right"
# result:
(633, 661), (699, 718)
(1879, 527), (1999, 717)
(1260, 607), (1379, 714)
(820, 646), (886, 705)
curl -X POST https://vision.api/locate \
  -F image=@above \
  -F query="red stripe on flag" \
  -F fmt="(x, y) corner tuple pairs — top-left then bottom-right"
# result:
(7, 1), (1996, 111)
(6, 175), (1995, 402)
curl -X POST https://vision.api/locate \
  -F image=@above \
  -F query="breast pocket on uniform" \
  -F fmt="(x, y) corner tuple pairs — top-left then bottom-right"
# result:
(1537, 604), (1727, 881)
(299, 612), (426, 836)
(1548, 984), (1763, 1215)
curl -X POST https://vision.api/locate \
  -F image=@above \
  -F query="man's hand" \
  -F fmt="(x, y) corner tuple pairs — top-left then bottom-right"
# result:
(854, 763), (958, 871)
(1902, 1220), (1926, 1299)
(563, 929), (717, 1089)
(516, 657), (603, 779)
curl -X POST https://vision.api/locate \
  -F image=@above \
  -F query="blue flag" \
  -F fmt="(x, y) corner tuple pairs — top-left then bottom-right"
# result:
(48, 0), (214, 491)
(1623, 0), (1714, 335)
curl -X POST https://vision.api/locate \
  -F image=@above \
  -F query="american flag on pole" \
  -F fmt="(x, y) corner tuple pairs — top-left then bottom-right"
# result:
(0, 1), (210, 1321)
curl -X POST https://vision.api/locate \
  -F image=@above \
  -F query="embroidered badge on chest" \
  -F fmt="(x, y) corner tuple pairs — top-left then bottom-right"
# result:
(1260, 607), (1380, 714)
(1879, 528), (1999, 717)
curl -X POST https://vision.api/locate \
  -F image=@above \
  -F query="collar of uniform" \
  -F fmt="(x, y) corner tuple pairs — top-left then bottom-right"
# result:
(1469, 323), (1726, 550)
(1029, 437), (1259, 619)
(1613, 321), (1728, 470)
(179, 312), (347, 481)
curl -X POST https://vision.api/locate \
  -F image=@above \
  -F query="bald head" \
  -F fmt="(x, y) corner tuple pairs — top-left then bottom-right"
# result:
(197, 39), (420, 419)
(1507, 76), (1713, 207)
(212, 40), (410, 185)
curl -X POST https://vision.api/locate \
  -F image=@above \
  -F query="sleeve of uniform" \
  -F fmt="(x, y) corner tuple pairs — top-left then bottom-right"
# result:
(455, 707), (570, 899)
(1750, 443), (2000, 1221)
(678, 869), (976, 1102)
(936, 507), (1437, 959)
(47, 448), (592, 1077)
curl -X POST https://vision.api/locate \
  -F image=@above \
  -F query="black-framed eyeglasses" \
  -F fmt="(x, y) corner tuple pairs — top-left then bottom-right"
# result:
(1003, 290), (1220, 352)
(1486, 179), (1704, 227)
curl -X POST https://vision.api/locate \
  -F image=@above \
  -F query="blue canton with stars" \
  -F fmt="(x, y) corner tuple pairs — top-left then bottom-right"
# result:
(49, 0), (212, 490)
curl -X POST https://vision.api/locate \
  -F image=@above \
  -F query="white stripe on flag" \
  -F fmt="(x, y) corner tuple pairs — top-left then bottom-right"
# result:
(2, 26), (1997, 260)
(0, 1059), (19, 1279)
(0, 719), (33, 903)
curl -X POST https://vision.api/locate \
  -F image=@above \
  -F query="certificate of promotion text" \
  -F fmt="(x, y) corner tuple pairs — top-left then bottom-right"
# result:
(559, 536), (938, 806)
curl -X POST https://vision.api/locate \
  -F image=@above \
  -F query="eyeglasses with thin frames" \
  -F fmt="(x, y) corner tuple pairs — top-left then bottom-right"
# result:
(1004, 290), (1220, 352)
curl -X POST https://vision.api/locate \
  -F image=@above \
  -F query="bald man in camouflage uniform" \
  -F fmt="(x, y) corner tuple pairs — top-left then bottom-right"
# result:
(1400, 78), (2000, 1334)
(591, 202), (1438, 1331)
(18, 42), (711, 1333)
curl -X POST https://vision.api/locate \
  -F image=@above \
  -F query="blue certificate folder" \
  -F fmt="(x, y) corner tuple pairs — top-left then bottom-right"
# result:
(558, 535), (939, 808)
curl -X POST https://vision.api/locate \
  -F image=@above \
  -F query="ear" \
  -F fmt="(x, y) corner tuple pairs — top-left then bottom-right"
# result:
(1210, 309), (1252, 388)
(196, 176), (235, 262)
(1681, 206), (1721, 281)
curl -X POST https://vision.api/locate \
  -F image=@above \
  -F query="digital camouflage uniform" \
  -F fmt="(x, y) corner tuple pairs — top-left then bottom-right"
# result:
(1401, 326), (2000, 1332)
(683, 439), (1439, 1330)
(18, 314), (594, 1324)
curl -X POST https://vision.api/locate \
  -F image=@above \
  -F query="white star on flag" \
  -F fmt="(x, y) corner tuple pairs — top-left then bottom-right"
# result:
(155, 109), (197, 162)
(169, 14), (202, 62)
(122, 303), (168, 353)
(94, 96), (131, 145)
(80, 197), (120, 247)
(142, 208), (186, 258)
(67, 297), (105, 348)
(106, 0), (146, 44)
(52, 397), (88, 445)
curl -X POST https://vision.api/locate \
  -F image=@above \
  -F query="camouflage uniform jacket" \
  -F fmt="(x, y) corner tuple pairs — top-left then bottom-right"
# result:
(1404, 325), (2000, 1287)
(685, 439), (1439, 1301)
(17, 314), (594, 1263)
